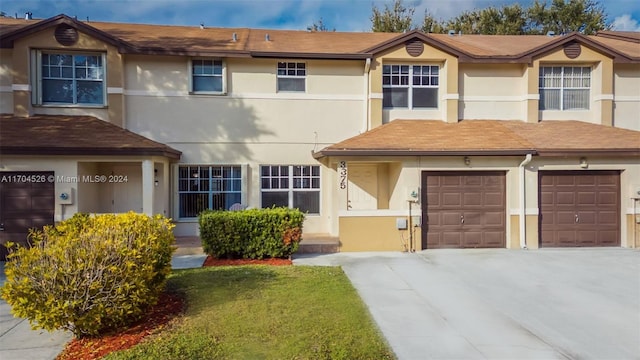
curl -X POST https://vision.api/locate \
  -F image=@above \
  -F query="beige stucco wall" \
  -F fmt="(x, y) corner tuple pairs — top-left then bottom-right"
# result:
(369, 43), (458, 126)
(459, 63), (527, 120)
(0, 49), (13, 113)
(124, 56), (366, 236)
(613, 63), (640, 131)
(10, 26), (124, 125)
(333, 154), (639, 250)
(339, 215), (415, 252)
(534, 44), (613, 125)
(1, 156), (170, 223)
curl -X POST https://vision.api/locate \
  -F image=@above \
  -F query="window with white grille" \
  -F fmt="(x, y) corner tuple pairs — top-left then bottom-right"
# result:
(178, 165), (242, 218)
(260, 165), (320, 214)
(539, 66), (591, 110)
(383, 64), (439, 109)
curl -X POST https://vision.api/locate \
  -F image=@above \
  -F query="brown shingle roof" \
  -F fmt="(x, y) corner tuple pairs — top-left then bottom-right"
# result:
(0, 115), (181, 159)
(315, 120), (640, 158)
(1, 15), (637, 62)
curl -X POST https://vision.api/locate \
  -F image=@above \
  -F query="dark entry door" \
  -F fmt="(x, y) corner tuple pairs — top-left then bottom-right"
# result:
(0, 172), (55, 260)
(422, 171), (506, 249)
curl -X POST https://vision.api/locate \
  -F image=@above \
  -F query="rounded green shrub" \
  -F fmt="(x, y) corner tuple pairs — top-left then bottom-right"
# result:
(199, 207), (304, 259)
(0, 212), (175, 337)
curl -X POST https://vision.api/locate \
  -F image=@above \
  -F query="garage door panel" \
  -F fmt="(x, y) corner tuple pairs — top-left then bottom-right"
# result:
(462, 212), (481, 226)
(463, 193), (482, 206)
(577, 192), (596, 206)
(484, 212), (505, 227)
(539, 171), (619, 247)
(423, 171), (505, 249)
(557, 231), (577, 246)
(484, 192), (503, 207)
(442, 213), (462, 226)
(556, 192), (575, 205)
(463, 232), (482, 247)
(442, 232), (463, 247)
(598, 192), (617, 205)
(598, 231), (618, 245)
(577, 231), (596, 245)
(442, 193), (462, 207)
(484, 231), (505, 247)
(557, 211), (577, 226)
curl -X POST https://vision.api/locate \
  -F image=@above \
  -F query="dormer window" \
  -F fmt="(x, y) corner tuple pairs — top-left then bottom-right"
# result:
(383, 64), (439, 109)
(36, 52), (106, 106)
(539, 66), (591, 110)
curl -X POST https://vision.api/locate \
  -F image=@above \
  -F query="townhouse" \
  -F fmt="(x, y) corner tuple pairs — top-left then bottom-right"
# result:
(0, 14), (638, 257)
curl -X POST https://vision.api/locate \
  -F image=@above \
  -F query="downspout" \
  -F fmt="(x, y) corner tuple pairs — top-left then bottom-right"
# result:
(362, 58), (371, 133)
(519, 154), (533, 249)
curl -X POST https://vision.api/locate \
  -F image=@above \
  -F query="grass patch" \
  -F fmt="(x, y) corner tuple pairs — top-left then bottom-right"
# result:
(105, 266), (395, 360)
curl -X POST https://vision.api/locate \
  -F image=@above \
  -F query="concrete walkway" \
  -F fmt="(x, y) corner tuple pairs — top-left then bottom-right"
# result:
(0, 252), (207, 360)
(294, 249), (640, 360)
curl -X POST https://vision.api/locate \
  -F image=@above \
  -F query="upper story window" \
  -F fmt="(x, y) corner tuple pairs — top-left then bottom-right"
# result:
(539, 66), (591, 110)
(383, 64), (439, 109)
(178, 165), (242, 218)
(191, 59), (224, 93)
(39, 52), (105, 105)
(261, 165), (320, 214)
(277, 62), (306, 92)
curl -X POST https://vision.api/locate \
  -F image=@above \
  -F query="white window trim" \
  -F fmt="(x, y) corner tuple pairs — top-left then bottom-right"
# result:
(260, 165), (321, 215)
(539, 65), (591, 111)
(276, 61), (307, 93)
(175, 164), (247, 220)
(188, 58), (227, 95)
(382, 64), (439, 109)
(32, 50), (107, 107)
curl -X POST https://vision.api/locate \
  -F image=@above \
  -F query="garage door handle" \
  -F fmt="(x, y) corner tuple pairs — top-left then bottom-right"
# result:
(575, 214), (579, 223)
(460, 215), (465, 224)
(0, 223), (4, 231)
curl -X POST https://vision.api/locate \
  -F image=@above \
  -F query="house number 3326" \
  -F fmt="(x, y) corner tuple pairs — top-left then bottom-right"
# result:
(339, 161), (347, 189)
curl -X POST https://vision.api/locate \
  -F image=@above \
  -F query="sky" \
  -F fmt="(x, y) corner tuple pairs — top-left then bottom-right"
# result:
(1, 0), (639, 32)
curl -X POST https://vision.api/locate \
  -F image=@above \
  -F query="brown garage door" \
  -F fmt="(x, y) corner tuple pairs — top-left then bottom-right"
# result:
(0, 172), (55, 260)
(422, 171), (506, 249)
(539, 171), (620, 247)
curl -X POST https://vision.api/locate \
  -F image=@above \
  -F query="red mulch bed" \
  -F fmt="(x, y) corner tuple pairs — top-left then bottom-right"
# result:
(202, 256), (292, 266)
(55, 256), (290, 359)
(56, 292), (184, 360)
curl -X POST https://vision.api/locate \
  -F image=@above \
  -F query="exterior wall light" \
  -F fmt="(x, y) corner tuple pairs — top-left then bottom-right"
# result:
(580, 157), (588, 169)
(464, 156), (471, 166)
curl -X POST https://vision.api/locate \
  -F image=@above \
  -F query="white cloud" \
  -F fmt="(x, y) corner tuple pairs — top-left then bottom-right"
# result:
(611, 14), (640, 31)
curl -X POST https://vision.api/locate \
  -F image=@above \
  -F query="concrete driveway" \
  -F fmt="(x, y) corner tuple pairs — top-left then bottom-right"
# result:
(295, 249), (640, 360)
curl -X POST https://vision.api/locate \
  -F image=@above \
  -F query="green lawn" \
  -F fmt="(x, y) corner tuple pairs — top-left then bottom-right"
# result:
(105, 266), (395, 360)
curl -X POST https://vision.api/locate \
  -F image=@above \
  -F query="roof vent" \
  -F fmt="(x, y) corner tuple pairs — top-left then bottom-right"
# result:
(546, 31), (555, 36)
(232, 32), (237, 42)
(25, 12), (33, 20)
(265, 33), (270, 41)
(448, 29), (455, 36)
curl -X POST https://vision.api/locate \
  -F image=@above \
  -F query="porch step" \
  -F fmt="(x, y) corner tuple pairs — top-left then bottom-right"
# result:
(297, 235), (340, 254)
(174, 236), (205, 256)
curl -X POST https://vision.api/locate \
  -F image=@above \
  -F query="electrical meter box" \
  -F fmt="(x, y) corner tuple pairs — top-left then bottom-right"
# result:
(59, 188), (74, 205)
(396, 218), (408, 230)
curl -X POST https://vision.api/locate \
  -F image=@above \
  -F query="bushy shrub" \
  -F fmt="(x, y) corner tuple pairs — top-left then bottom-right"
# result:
(0, 212), (175, 337)
(199, 207), (304, 259)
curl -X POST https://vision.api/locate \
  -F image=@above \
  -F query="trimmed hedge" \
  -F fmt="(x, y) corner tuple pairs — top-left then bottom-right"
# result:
(199, 207), (304, 259)
(0, 212), (175, 337)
